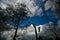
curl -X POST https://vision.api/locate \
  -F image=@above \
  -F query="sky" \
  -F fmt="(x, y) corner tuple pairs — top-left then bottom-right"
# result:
(0, 0), (60, 40)
(0, 0), (60, 27)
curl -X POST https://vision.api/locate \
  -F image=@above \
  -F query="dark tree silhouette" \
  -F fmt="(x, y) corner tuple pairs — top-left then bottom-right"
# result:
(0, 3), (30, 40)
(0, 7), (12, 32)
(32, 24), (43, 40)
(4, 4), (30, 40)
(33, 24), (38, 40)
(8, 4), (29, 40)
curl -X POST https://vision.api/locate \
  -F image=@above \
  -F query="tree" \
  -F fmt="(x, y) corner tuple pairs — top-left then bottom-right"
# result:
(49, 22), (60, 40)
(33, 24), (38, 40)
(6, 4), (29, 40)
(0, 3), (30, 40)
(0, 7), (12, 31)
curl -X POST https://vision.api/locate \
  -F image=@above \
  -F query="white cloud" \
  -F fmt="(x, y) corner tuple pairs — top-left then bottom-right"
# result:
(1, 24), (36, 40)
(0, 3), (7, 9)
(56, 20), (60, 38)
(36, 22), (58, 39)
(1, 20), (60, 40)
(1, 23), (60, 40)
(0, 0), (42, 17)
(1, 29), (15, 40)
(45, 0), (54, 10)
(42, 0), (45, 2)
(36, 8), (43, 16)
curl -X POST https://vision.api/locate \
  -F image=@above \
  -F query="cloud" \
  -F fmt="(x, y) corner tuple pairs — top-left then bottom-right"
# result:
(37, 23), (56, 39)
(1, 29), (15, 40)
(0, 0), (42, 17)
(36, 21), (60, 39)
(56, 20), (60, 38)
(44, 0), (60, 19)
(45, 0), (54, 10)
(1, 23), (60, 40)
(1, 24), (36, 40)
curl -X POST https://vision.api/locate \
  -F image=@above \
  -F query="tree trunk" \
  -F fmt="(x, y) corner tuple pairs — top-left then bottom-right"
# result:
(33, 24), (38, 40)
(13, 26), (18, 40)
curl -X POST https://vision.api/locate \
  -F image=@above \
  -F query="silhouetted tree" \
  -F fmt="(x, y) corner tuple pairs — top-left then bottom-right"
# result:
(6, 4), (29, 40)
(0, 3), (30, 40)
(0, 7), (12, 32)
(12, 4), (27, 40)
(33, 24), (38, 40)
